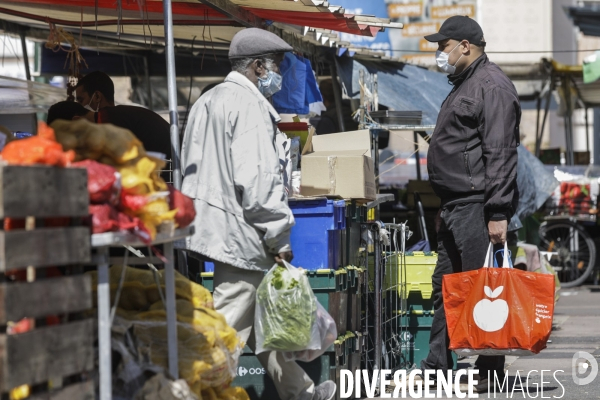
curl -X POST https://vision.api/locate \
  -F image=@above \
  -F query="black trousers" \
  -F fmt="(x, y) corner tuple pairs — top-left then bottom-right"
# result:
(420, 202), (505, 376)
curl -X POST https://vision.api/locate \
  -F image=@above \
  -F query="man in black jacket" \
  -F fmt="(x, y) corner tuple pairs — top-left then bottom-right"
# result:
(422, 16), (520, 392)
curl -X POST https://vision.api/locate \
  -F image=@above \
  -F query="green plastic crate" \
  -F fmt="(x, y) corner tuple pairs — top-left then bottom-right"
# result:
(233, 352), (338, 399)
(233, 332), (354, 400)
(397, 292), (458, 370)
(198, 268), (350, 293)
(198, 269), (351, 334)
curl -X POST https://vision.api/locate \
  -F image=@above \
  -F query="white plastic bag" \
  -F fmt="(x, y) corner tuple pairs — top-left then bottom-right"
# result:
(254, 261), (320, 354)
(282, 301), (337, 362)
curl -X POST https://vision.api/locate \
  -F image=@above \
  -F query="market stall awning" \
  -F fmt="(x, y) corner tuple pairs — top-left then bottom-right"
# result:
(565, 5), (600, 38)
(0, 0), (401, 50)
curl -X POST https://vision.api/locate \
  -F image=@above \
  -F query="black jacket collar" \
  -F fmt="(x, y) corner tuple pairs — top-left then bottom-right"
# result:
(448, 54), (487, 87)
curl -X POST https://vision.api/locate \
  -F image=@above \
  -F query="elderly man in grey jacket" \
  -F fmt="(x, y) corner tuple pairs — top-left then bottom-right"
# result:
(181, 28), (336, 400)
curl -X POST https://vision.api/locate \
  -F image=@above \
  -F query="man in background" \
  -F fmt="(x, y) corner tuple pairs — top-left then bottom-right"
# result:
(61, 71), (172, 159)
(75, 71), (115, 111)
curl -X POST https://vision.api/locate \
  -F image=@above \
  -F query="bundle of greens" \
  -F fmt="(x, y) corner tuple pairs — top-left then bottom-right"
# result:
(255, 263), (317, 353)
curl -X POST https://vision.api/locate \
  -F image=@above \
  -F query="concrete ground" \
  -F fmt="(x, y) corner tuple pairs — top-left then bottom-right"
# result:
(365, 286), (600, 399)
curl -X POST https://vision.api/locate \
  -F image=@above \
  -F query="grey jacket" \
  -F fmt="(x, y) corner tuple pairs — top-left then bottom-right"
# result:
(427, 55), (521, 221)
(181, 72), (295, 270)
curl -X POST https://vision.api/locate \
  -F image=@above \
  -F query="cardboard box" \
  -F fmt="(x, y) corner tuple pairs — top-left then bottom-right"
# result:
(300, 130), (376, 200)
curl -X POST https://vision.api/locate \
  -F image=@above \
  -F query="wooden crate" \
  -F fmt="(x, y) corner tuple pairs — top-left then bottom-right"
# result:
(0, 165), (88, 219)
(0, 319), (94, 393)
(0, 165), (94, 397)
(0, 275), (92, 324)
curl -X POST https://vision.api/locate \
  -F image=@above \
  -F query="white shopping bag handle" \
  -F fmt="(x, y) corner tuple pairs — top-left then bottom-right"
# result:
(483, 242), (511, 268)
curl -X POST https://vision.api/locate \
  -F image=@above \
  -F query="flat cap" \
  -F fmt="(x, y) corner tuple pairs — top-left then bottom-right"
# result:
(229, 28), (293, 59)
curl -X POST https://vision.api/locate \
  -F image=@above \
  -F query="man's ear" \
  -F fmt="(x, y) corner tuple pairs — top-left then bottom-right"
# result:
(462, 41), (471, 55)
(254, 59), (266, 77)
(94, 91), (104, 104)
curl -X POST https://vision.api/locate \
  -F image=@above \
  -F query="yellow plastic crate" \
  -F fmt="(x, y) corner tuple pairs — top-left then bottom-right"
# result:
(401, 251), (437, 299)
(368, 251), (437, 299)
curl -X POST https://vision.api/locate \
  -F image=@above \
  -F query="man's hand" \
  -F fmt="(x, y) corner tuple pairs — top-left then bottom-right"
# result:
(274, 251), (294, 264)
(435, 209), (442, 233)
(488, 220), (507, 244)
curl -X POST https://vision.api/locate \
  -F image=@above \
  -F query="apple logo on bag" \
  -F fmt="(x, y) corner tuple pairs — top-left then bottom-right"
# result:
(473, 286), (509, 332)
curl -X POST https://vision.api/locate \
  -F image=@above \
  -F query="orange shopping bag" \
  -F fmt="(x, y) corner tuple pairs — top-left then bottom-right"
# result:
(443, 243), (555, 356)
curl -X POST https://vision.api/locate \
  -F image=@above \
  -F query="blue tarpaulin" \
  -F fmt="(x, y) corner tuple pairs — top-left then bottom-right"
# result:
(273, 53), (323, 115)
(335, 56), (450, 126)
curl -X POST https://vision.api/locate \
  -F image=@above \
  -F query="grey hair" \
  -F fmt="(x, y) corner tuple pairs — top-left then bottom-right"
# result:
(230, 54), (277, 73)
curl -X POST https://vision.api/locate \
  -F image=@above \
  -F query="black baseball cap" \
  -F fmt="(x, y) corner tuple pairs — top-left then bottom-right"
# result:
(424, 15), (486, 46)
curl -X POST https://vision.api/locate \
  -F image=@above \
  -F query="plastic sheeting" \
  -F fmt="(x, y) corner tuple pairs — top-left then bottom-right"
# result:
(0, 76), (67, 114)
(508, 146), (559, 231)
(335, 57), (450, 126)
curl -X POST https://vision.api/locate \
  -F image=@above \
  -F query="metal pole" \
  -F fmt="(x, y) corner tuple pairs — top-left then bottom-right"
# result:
(372, 224), (382, 373)
(144, 55), (153, 110)
(19, 30), (31, 81)
(371, 129), (380, 190)
(414, 131), (422, 181)
(97, 248), (112, 400)
(535, 96), (541, 153)
(163, 241), (179, 378)
(163, 0), (182, 190)
(585, 107), (590, 156)
(536, 78), (553, 158)
(564, 77), (574, 165)
(373, 74), (379, 112)
(330, 61), (346, 132)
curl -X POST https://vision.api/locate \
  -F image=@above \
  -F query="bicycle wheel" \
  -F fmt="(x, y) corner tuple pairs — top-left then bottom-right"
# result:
(538, 220), (596, 287)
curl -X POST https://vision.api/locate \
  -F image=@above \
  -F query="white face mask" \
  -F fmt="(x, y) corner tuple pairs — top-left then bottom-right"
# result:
(435, 42), (464, 74)
(257, 69), (283, 98)
(83, 95), (99, 112)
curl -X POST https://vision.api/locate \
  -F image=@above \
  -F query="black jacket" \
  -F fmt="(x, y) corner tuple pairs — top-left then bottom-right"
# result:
(427, 55), (520, 221)
(97, 105), (172, 159)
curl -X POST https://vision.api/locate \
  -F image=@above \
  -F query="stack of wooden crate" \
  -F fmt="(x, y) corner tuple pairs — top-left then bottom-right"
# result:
(0, 165), (94, 399)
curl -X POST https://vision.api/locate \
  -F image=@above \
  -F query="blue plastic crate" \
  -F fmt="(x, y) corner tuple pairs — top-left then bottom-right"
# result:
(289, 199), (346, 270)
(204, 261), (215, 273)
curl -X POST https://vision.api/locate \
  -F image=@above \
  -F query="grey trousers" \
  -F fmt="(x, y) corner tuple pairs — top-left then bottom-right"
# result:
(213, 262), (315, 400)
(420, 202), (505, 376)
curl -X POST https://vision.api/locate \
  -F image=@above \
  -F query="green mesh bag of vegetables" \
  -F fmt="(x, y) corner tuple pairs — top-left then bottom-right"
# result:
(254, 261), (318, 354)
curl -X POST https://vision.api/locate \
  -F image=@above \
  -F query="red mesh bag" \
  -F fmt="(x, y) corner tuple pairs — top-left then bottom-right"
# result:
(168, 185), (196, 228)
(72, 160), (119, 204)
(90, 204), (118, 234)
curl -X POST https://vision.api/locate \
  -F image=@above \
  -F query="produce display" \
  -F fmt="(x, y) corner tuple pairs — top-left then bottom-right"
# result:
(254, 262), (317, 354)
(0, 120), (215, 397)
(547, 172), (599, 216)
(88, 265), (248, 400)
(1, 122), (74, 166)
(48, 119), (195, 240)
(557, 181), (595, 215)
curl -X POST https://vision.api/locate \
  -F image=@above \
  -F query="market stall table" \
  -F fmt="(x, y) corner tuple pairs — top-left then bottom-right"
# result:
(91, 226), (194, 400)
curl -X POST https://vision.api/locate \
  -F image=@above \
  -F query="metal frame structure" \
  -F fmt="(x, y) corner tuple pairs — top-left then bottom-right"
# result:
(360, 221), (409, 394)
(91, 226), (193, 400)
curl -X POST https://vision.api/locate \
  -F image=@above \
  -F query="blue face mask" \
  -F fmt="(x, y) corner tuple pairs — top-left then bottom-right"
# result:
(257, 69), (283, 98)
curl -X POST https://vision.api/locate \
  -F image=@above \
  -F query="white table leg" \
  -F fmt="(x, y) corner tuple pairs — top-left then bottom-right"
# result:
(163, 241), (179, 378)
(97, 247), (112, 400)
